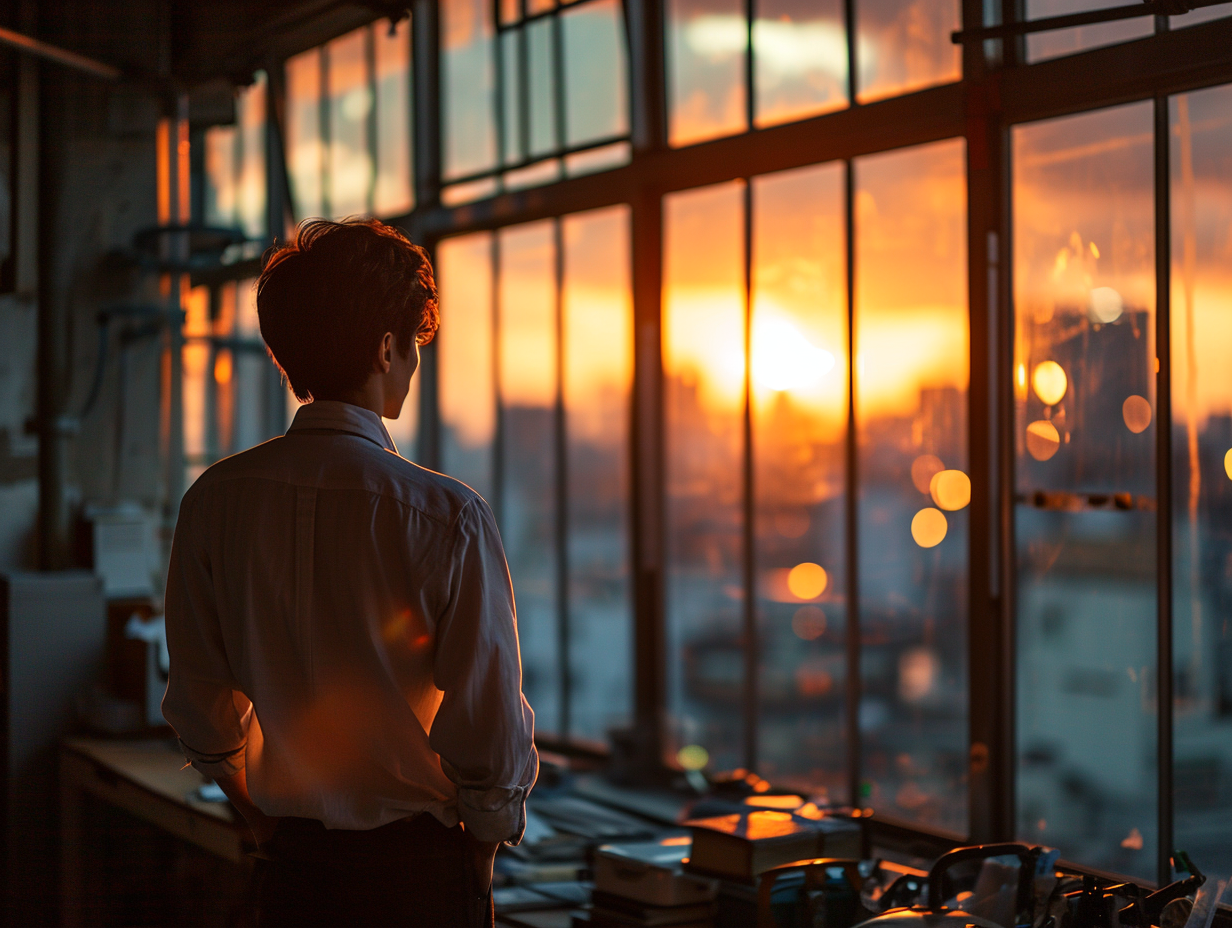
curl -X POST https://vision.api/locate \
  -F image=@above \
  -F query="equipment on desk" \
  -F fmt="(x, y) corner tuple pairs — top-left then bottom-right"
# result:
(594, 840), (718, 907)
(685, 809), (862, 883)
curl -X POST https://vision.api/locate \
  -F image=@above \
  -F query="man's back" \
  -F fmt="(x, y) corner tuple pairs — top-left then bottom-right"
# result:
(163, 401), (537, 837)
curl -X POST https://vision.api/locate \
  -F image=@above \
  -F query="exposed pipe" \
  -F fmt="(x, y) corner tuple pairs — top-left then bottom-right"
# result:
(0, 24), (121, 81)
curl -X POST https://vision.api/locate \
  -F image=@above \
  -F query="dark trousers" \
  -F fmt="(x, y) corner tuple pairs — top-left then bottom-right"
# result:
(256, 814), (494, 928)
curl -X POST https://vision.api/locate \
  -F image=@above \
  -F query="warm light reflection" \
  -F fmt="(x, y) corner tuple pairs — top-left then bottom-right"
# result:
(1089, 285), (1124, 323)
(929, 469), (970, 511)
(1122, 395), (1152, 433)
(787, 562), (828, 599)
(1032, 360), (1068, 406)
(213, 353), (232, 385)
(898, 647), (938, 702)
(751, 314), (835, 392)
(1026, 419), (1061, 461)
(911, 454), (944, 494)
(438, 233), (495, 449)
(792, 605), (827, 640)
(910, 507), (948, 548)
(677, 744), (710, 770)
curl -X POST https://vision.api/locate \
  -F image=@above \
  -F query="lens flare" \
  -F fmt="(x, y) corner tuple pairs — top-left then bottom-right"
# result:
(911, 508), (948, 548)
(1032, 361), (1068, 406)
(1122, 395), (1151, 433)
(929, 469), (971, 511)
(1026, 420), (1061, 461)
(787, 562), (828, 599)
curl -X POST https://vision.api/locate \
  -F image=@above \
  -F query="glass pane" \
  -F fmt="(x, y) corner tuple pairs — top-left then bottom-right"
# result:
(855, 139), (967, 832)
(857, 0), (960, 104)
(498, 221), (560, 735)
(438, 232), (496, 501)
(527, 19), (558, 157)
(374, 18), (414, 216)
(1171, 83), (1232, 879)
(667, 0), (748, 147)
(442, 0), (497, 179)
(1025, 0), (1154, 63)
(663, 181), (746, 771)
(563, 205), (633, 743)
(501, 0), (520, 25)
(204, 126), (237, 228)
(1172, 2), (1232, 27)
(237, 73), (267, 239)
(327, 28), (372, 218)
(751, 163), (848, 798)
(502, 30), (523, 164)
(1012, 103), (1156, 878)
(529, 0), (555, 12)
(754, 0), (847, 128)
(286, 48), (324, 219)
(562, 0), (629, 146)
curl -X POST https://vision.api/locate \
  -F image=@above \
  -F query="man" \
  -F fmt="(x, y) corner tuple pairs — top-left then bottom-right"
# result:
(162, 218), (537, 928)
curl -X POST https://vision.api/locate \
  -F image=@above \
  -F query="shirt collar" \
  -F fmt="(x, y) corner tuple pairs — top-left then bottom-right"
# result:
(287, 401), (398, 454)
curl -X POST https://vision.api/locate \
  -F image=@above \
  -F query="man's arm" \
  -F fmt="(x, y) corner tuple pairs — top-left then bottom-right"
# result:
(429, 498), (538, 857)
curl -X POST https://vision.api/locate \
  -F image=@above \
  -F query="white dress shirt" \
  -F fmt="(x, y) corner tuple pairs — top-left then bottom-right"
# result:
(162, 401), (537, 842)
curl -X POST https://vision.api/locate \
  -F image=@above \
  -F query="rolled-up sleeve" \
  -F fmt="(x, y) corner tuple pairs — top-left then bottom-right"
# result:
(429, 498), (538, 844)
(161, 489), (253, 780)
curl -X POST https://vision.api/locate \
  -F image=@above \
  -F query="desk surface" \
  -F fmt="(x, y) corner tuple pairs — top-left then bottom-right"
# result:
(62, 737), (236, 823)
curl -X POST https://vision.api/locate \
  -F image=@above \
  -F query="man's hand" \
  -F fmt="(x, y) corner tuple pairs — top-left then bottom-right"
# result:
(212, 768), (281, 849)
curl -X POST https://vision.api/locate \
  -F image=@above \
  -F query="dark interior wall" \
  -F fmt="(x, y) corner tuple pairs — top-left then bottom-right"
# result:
(0, 0), (168, 575)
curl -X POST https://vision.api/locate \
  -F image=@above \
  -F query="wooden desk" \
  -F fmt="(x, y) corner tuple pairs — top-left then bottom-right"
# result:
(59, 737), (250, 928)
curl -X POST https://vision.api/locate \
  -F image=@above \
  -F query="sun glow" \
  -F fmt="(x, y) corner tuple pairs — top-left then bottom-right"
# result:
(751, 315), (835, 392)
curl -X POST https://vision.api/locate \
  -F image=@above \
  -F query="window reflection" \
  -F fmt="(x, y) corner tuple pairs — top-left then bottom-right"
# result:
(203, 74), (267, 239)
(754, 0), (847, 127)
(1170, 83), (1232, 880)
(438, 232), (496, 501)
(855, 139), (968, 832)
(752, 163), (848, 797)
(664, 181), (746, 770)
(327, 29), (373, 218)
(563, 206), (633, 741)
(667, 0), (748, 147)
(374, 18), (414, 216)
(1025, 0), (1153, 63)
(857, 0), (960, 104)
(442, 0), (497, 180)
(1013, 102), (1156, 879)
(499, 221), (561, 735)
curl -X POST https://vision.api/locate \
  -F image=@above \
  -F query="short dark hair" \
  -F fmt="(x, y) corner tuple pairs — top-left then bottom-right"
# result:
(256, 218), (439, 402)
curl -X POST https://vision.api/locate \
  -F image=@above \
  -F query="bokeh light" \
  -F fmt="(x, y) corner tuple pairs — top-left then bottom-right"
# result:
(787, 562), (828, 599)
(1032, 360), (1068, 406)
(1026, 419), (1061, 461)
(1122, 395), (1151, 433)
(910, 454), (944, 494)
(791, 605), (827, 640)
(677, 744), (710, 771)
(911, 507), (948, 548)
(1088, 286), (1124, 323)
(929, 469), (971, 511)
(1225, 449), (1232, 481)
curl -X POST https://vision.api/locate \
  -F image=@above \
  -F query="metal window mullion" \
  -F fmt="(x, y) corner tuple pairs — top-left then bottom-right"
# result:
(554, 217), (571, 742)
(552, 9), (567, 157)
(844, 158), (862, 809)
(742, 179), (757, 772)
(845, 0), (857, 104)
(1154, 91), (1175, 890)
(320, 45), (332, 219)
(492, 232), (505, 529)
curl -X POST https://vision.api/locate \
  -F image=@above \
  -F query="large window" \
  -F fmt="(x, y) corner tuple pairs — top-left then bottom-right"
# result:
(662, 140), (968, 830)
(440, 0), (630, 204)
(437, 207), (633, 743)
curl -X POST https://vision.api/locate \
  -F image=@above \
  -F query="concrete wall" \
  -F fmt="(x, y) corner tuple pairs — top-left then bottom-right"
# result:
(0, 0), (168, 576)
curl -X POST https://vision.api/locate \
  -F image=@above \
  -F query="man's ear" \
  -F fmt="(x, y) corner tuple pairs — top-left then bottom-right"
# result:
(377, 332), (395, 374)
